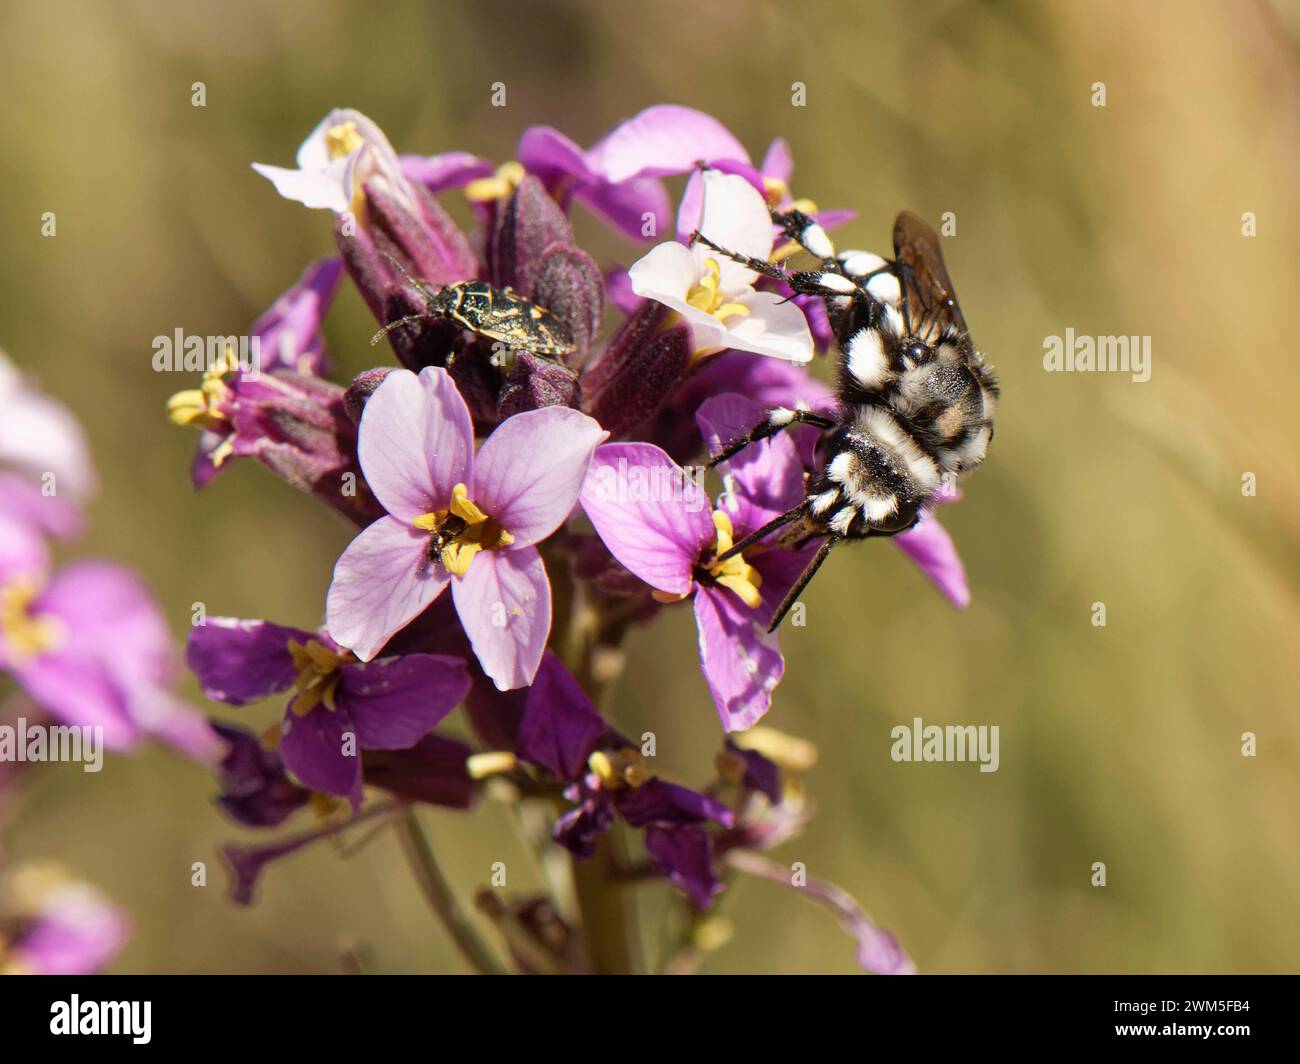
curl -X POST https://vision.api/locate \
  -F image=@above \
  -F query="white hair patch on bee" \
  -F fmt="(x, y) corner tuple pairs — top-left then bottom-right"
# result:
(881, 305), (905, 336)
(953, 426), (990, 469)
(818, 273), (858, 294)
(846, 328), (889, 389)
(810, 489), (839, 515)
(841, 251), (887, 278)
(829, 507), (857, 536)
(768, 407), (795, 426)
(866, 272), (901, 305)
(853, 405), (942, 493)
(827, 450), (857, 485)
(801, 224), (834, 259)
(862, 493), (900, 524)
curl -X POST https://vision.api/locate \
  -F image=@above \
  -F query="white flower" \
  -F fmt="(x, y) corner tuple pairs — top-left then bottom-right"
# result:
(251, 108), (402, 213)
(627, 171), (814, 364)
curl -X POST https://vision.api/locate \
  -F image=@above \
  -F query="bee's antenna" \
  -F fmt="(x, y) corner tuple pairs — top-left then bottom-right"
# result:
(766, 534), (839, 632)
(716, 500), (809, 562)
(370, 314), (435, 345)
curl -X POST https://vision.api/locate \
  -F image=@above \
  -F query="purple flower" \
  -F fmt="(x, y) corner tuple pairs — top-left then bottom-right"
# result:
(210, 722), (311, 828)
(517, 120), (674, 242)
(188, 617), (470, 806)
(579, 394), (813, 731)
(0, 350), (97, 504)
(516, 655), (733, 907)
(324, 367), (607, 689)
(0, 864), (129, 975)
(0, 556), (224, 762)
(248, 258), (343, 376)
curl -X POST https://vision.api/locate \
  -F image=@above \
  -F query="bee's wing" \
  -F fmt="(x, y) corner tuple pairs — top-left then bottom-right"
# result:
(892, 211), (967, 333)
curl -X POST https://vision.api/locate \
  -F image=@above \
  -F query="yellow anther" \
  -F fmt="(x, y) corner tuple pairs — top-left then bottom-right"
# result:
(0, 577), (61, 662)
(467, 751), (518, 779)
(166, 344), (239, 431)
(706, 510), (763, 610)
(325, 121), (364, 160)
(413, 484), (515, 578)
(287, 638), (351, 715)
(732, 725), (818, 773)
(309, 792), (344, 819)
(762, 176), (790, 207)
(465, 160), (526, 203)
(790, 197), (819, 215)
(449, 483), (488, 525)
(587, 748), (647, 790)
(686, 259), (751, 324)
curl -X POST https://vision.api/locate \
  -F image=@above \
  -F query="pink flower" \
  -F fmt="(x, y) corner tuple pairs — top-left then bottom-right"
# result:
(579, 394), (814, 731)
(325, 367), (607, 689)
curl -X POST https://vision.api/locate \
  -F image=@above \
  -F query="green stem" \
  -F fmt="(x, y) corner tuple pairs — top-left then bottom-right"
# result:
(570, 827), (641, 974)
(397, 809), (507, 975)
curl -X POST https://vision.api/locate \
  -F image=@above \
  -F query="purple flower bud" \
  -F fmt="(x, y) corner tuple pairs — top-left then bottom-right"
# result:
(490, 175), (574, 297)
(230, 371), (383, 526)
(533, 242), (604, 366)
(343, 367), (396, 424)
(581, 301), (691, 437)
(497, 351), (580, 419)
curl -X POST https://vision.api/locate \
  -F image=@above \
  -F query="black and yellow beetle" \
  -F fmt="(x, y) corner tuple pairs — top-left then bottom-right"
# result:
(371, 254), (575, 358)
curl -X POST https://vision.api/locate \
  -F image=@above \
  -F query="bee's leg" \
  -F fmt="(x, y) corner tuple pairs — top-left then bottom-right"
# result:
(716, 500), (810, 562)
(770, 208), (840, 268)
(686, 230), (856, 303)
(766, 534), (840, 632)
(705, 407), (835, 470)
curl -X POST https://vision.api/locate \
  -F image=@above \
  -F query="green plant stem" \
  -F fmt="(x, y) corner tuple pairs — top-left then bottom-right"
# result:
(397, 809), (507, 975)
(570, 827), (641, 974)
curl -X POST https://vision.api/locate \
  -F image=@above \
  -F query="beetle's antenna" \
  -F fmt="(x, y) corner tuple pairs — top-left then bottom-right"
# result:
(370, 314), (435, 345)
(379, 251), (440, 304)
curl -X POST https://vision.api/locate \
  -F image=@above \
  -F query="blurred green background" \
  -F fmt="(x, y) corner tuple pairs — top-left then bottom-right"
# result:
(2, 0), (1298, 973)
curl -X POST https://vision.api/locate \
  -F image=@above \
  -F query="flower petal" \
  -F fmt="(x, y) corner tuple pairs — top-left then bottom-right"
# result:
(186, 617), (309, 705)
(694, 171), (772, 292)
(451, 546), (551, 691)
(472, 406), (607, 546)
(892, 511), (970, 608)
(326, 515), (449, 661)
(279, 703), (363, 803)
(696, 393), (806, 535)
(578, 443), (714, 595)
(516, 653), (608, 778)
(358, 366), (475, 522)
(593, 105), (749, 183)
(338, 652), (470, 749)
(693, 586), (784, 732)
(722, 290), (815, 363)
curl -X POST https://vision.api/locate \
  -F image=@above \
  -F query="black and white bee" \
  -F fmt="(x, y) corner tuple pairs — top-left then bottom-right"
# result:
(691, 207), (999, 630)
(371, 254), (576, 358)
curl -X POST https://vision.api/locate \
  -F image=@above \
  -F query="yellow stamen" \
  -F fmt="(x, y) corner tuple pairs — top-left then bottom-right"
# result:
(465, 160), (526, 203)
(166, 343), (240, 432)
(762, 176), (790, 208)
(0, 577), (61, 662)
(588, 748), (648, 790)
(706, 510), (763, 609)
(324, 121), (364, 160)
(732, 725), (818, 773)
(412, 484), (515, 578)
(685, 258), (752, 325)
(287, 638), (352, 715)
(467, 751), (518, 779)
